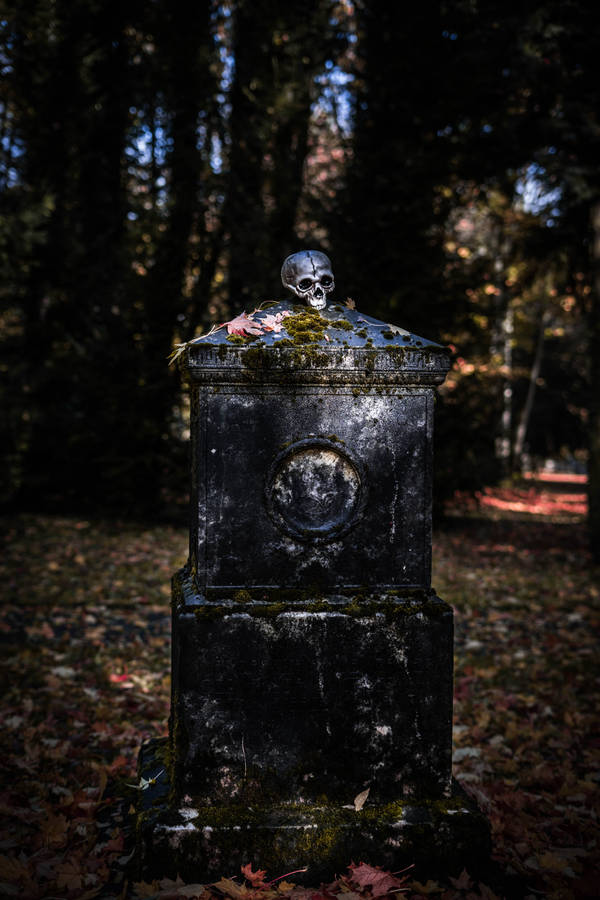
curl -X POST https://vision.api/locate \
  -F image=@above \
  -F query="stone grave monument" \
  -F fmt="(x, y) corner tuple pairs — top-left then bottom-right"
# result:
(136, 251), (490, 881)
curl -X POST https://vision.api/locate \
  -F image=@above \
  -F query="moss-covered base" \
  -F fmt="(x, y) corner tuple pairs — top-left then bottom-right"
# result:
(135, 738), (490, 884)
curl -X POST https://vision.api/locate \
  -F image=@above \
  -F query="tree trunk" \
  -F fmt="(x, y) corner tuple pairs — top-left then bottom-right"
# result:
(492, 245), (514, 473)
(514, 308), (550, 469)
(589, 200), (600, 560)
(225, 0), (335, 309)
(335, 0), (445, 330)
(499, 304), (514, 470)
(138, 0), (217, 510)
(13, 1), (133, 510)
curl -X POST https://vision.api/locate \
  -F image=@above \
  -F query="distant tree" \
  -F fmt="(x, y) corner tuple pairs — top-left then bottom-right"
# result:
(1, 0), (135, 510)
(590, 203), (600, 559)
(1, 0), (222, 514)
(224, 0), (344, 308)
(512, 1), (600, 553)
(331, 1), (449, 334)
(132, 0), (222, 509)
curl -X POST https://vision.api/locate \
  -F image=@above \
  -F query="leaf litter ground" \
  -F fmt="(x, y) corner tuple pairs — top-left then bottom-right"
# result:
(0, 474), (597, 899)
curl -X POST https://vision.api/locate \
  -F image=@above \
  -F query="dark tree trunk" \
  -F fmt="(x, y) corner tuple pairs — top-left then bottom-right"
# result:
(13, 0), (135, 512)
(139, 0), (217, 510)
(225, 0), (336, 309)
(334, 0), (446, 332)
(589, 200), (600, 560)
(514, 307), (550, 469)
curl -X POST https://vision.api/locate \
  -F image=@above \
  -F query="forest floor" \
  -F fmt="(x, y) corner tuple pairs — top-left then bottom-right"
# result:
(0, 473), (598, 900)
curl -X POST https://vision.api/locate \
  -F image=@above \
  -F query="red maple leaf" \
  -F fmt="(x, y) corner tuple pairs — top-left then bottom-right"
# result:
(241, 863), (267, 887)
(225, 312), (264, 336)
(109, 665), (130, 683)
(104, 832), (124, 853)
(348, 862), (410, 897)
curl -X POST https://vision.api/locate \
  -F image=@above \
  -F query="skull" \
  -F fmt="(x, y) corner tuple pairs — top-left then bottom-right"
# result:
(281, 250), (335, 309)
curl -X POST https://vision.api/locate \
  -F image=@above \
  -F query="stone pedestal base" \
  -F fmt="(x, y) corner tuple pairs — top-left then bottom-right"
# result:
(170, 573), (455, 803)
(135, 739), (490, 884)
(135, 577), (490, 882)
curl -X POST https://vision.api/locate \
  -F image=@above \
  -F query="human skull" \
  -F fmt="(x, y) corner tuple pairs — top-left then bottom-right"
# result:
(281, 250), (335, 309)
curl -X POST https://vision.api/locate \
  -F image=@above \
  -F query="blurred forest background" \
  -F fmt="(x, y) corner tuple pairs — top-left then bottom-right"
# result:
(1, 0), (599, 551)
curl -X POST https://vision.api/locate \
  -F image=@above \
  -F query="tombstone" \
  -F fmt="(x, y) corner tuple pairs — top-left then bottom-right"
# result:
(136, 252), (490, 882)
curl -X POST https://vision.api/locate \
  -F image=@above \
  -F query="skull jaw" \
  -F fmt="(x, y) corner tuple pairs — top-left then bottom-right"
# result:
(306, 292), (327, 310)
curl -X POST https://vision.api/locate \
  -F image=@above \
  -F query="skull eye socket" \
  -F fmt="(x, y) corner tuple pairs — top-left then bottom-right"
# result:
(298, 278), (314, 291)
(320, 275), (333, 287)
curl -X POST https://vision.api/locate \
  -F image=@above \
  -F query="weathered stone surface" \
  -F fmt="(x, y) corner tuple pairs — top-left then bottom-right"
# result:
(182, 299), (450, 379)
(171, 571), (453, 803)
(188, 387), (436, 592)
(137, 739), (491, 884)
(183, 301), (450, 596)
(134, 296), (489, 882)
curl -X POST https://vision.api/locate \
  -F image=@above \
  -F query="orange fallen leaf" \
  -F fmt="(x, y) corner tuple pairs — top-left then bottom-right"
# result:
(408, 880), (442, 894)
(132, 881), (161, 898)
(41, 812), (69, 847)
(538, 852), (570, 872)
(56, 859), (83, 891)
(0, 855), (32, 883)
(213, 877), (249, 898)
(241, 864), (267, 886)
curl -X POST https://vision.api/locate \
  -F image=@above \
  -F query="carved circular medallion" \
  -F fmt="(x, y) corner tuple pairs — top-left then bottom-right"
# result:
(266, 439), (365, 541)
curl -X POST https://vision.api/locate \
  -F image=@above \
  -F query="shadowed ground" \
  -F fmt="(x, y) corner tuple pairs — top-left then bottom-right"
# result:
(0, 475), (597, 898)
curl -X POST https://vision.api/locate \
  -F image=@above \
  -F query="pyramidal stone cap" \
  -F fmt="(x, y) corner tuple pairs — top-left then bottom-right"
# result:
(182, 299), (451, 386)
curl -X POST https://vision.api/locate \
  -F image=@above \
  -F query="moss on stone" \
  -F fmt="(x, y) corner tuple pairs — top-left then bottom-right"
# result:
(187, 594), (447, 623)
(383, 345), (409, 362)
(191, 605), (223, 621)
(344, 598), (362, 616)
(273, 341), (330, 368)
(330, 318), (353, 331)
(156, 734), (174, 778)
(241, 347), (267, 369)
(283, 308), (328, 344)
(140, 795), (472, 835)
(137, 789), (489, 883)
(364, 352), (376, 374)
